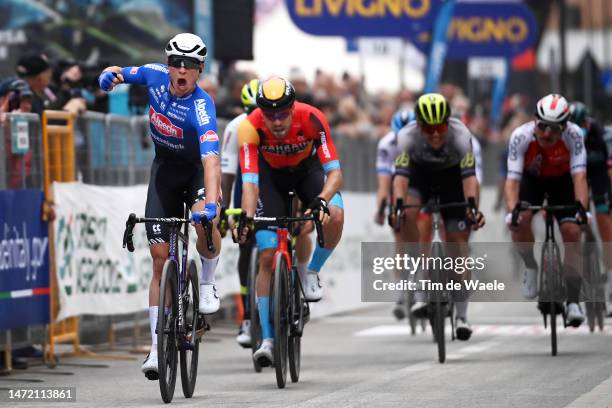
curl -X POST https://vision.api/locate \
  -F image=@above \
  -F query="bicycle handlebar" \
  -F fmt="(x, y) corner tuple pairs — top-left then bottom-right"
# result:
(224, 208), (325, 248)
(122, 213), (215, 253)
(511, 201), (585, 226)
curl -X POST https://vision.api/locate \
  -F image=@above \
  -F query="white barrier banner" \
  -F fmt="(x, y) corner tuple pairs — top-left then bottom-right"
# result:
(53, 182), (241, 320)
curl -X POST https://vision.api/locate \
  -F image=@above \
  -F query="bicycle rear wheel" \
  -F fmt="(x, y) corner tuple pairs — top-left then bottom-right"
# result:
(289, 266), (302, 383)
(180, 260), (200, 398)
(273, 252), (289, 389)
(432, 302), (446, 363)
(158, 260), (179, 403)
(248, 247), (262, 373)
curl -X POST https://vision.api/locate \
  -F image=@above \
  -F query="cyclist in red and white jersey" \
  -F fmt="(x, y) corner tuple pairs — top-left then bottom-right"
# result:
(505, 93), (589, 327)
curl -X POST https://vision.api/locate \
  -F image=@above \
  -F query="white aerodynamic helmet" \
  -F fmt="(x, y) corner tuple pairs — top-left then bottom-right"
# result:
(165, 33), (207, 63)
(535, 93), (570, 124)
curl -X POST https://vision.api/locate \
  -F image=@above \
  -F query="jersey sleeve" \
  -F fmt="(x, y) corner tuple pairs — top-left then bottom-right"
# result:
(221, 116), (241, 176)
(453, 121), (476, 179)
(506, 127), (531, 181)
(193, 95), (219, 159)
(393, 128), (411, 178)
(120, 63), (168, 86)
(471, 136), (483, 184)
(564, 123), (587, 175)
(605, 128), (612, 168)
(376, 133), (394, 175)
(238, 118), (260, 185)
(307, 107), (341, 173)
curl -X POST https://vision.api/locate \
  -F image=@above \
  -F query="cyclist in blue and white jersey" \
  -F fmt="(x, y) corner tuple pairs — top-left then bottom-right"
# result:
(98, 33), (222, 380)
(375, 110), (414, 319)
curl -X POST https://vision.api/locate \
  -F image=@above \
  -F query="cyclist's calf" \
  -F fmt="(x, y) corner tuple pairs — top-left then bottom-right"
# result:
(322, 205), (344, 249)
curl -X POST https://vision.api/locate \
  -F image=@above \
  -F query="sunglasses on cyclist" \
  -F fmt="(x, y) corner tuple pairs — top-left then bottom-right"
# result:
(536, 121), (564, 133)
(420, 122), (448, 134)
(261, 108), (292, 121)
(167, 56), (201, 70)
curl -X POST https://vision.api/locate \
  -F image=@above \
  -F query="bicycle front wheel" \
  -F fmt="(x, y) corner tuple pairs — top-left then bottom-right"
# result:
(289, 266), (302, 383)
(541, 242), (562, 356)
(158, 260), (179, 403)
(272, 252), (289, 389)
(180, 260), (200, 398)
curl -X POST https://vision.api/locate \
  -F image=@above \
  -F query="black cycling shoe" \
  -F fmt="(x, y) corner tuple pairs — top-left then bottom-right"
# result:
(537, 301), (565, 315)
(393, 302), (406, 320)
(455, 318), (473, 341)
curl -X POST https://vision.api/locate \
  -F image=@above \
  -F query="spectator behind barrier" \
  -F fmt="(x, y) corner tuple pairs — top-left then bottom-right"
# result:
(15, 53), (55, 116)
(0, 78), (34, 189)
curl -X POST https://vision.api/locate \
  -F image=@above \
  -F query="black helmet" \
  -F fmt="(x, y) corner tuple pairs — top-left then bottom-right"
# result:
(256, 77), (296, 111)
(569, 101), (589, 126)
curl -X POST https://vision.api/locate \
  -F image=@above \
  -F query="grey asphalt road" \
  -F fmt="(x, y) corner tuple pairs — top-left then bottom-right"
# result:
(2, 303), (612, 408)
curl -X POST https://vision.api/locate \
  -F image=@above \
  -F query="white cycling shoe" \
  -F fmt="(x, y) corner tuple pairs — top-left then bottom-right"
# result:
(236, 320), (252, 348)
(253, 339), (274, 367)
(199, 284), (220, 314)
(565, 302), (585, 328)
(522, 267), (538, 300)
(141, 350), (159, 380)
(304, 272), (323, 302)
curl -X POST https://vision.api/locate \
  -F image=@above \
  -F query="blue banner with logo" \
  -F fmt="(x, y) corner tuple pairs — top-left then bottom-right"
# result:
(0, 189), (50, 330)
(424, 0), (456, 93)
(287, 0), (537, 58)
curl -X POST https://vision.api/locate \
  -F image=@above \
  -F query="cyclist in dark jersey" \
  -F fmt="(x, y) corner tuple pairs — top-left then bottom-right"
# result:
(98, 33), (221, 380)
(236, 77), (344, 366)
(569, 102), (612, 313)
(393, 93), (485, 341)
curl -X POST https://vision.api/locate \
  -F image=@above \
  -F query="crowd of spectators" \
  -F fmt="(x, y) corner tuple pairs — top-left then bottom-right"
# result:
(0, 53), (535, 148)
(201, 65), (534, 147)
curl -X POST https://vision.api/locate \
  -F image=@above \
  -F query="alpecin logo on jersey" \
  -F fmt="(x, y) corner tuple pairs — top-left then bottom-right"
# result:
(195, 99), (210, 126)
(149, 106), (183, 139)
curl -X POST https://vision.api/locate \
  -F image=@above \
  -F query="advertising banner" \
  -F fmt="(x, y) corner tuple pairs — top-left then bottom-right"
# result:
(0, 189), (50, 330)
(53, 182), (241, 320)
(287, 0), (537, 58)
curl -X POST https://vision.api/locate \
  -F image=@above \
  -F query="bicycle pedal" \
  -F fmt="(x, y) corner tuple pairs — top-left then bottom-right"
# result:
(144, 370), (159, 381)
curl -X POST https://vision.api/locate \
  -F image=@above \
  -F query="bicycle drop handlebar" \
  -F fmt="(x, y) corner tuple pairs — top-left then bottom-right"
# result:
(122, 213), (216, 252)
(225, 208), (326, 248)
(510, 201), (586, 226)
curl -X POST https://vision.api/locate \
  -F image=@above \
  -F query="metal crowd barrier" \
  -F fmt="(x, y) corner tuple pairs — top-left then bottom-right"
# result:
(0, 113), (45, 190)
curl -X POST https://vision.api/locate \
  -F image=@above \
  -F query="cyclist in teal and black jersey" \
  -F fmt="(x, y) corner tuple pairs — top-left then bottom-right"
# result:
(98, 33), (222, 380)
(569, 102), (612, 313)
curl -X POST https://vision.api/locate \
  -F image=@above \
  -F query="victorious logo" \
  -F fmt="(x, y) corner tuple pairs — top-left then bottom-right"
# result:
(149, 107), (183, 139)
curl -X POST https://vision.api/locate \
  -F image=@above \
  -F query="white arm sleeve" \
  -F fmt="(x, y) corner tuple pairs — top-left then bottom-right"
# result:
(471, 136), (483, 184)
(220, 114), (243, 176)
(376, 132), (395, 175)
(506, 126), (531, 181)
